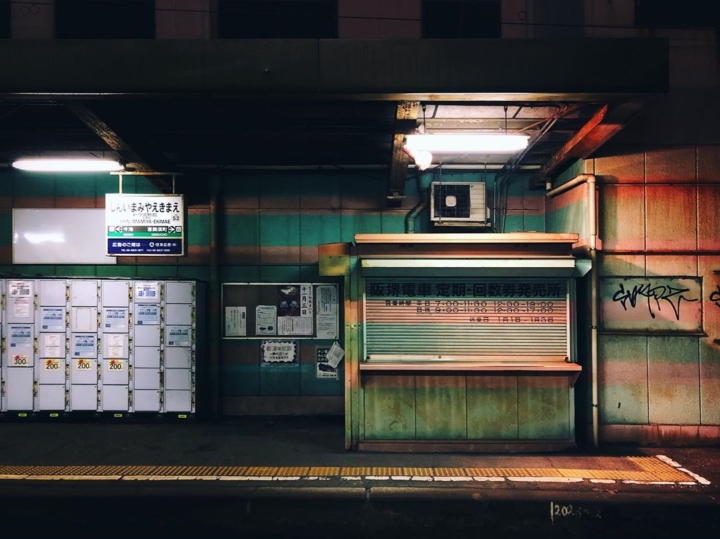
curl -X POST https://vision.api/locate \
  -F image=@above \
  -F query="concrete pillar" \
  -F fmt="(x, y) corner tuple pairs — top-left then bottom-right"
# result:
(338, 0), (420, 38)
(11, 0), (55, 39)
(156, 0), (216, 39)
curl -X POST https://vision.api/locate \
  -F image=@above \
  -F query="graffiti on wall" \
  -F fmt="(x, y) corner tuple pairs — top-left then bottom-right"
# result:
(600, 277), (702, 332)
(710, 285), (720, 308)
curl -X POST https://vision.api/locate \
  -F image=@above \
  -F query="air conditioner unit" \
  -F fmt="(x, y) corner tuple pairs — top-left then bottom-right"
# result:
(430, 182), (489, 226)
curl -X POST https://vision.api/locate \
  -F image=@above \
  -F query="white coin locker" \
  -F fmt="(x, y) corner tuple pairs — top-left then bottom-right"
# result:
(36, 281), (69, 412)
(162, 280), (196, 413)
(3, 324), (35, 410)
(132, 302), (162, 412)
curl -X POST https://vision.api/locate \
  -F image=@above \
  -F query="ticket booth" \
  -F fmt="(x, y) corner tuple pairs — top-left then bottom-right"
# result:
(320, 233), (590, 452)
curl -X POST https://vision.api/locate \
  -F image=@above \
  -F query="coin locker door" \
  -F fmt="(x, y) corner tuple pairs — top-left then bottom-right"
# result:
(4, 324), (35, 410)
(6, 280), (35, 323)
(70, 280), (99, 307)
(165, 281), (193, 304)
(69, 333), (98, 411)
(101, 280), (130, 307)
(38, 280), (67, 307)
(37, 333), (67, 411)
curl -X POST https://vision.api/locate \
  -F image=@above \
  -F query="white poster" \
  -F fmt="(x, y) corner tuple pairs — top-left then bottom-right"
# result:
(136, 304), (160, 325)
(103, 308), (128, 332)
(106, 334), (126, 358)
(326, 341), (345, 369)
(261, 340), (297, 364)
(225, 306), (247, 337)
(43, 334), (63, 358)
(167, 326), (191, 347)
(316, 314), (337, 339)
(279, 316), (313, 336)
(135, 282), (161, 301)
(11, 297), (31, 319)
(317, 285), (337, 314)
(316, 347), (338, 379)
(256, 305), (277, 335)
(41, 307), (66, 331)
(9, 280), (33, 318)
(72, 307), (97, 332)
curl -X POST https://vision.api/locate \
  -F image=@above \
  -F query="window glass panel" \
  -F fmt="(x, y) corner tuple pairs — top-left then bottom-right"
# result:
(219, 1), (337, 38)
(0, 0), (9, 39)
(56, 0), (155, 39)
(635, 0), (720, 28)
(423, 0), (500, 38)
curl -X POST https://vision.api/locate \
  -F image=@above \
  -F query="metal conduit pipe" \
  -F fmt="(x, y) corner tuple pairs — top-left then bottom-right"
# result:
(405, 172), (429, 233)
(208, 174), (222, 417)
(547, 173), (599, 448)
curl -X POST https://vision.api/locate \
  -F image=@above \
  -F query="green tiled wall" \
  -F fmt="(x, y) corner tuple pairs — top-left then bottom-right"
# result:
(0, 168), (544, 399)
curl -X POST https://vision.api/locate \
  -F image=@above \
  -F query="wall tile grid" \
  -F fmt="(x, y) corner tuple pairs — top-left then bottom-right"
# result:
(590, 145), (720, 430)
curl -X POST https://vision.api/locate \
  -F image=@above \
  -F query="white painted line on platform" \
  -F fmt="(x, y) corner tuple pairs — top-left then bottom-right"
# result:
(365, 476), (389, 480)
(678, 468), (711, 485)
(434, 476), (471, 482)
(656, 455), (682, 467)
(273, 476), (301, 481)
(473, 477), (506, 482)
(411, 476), (433, 481)
(194, 476), (220, 481)
(679, 482), (697, 486)
(121, 476), (151, 481)
(341, 476), (362, 481)
(0, 475), (28, 480)
(589, 479), (616, 484)
(390, 476), (411, 481)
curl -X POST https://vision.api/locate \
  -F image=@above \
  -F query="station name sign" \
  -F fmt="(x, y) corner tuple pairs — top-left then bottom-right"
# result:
(106, 194), (185, 256)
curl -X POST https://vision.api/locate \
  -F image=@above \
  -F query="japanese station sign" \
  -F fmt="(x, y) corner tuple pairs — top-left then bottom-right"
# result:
(106, 194), (185, 256)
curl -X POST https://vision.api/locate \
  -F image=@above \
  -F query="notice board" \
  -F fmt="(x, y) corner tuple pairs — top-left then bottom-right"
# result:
(221, 282), (340, 340)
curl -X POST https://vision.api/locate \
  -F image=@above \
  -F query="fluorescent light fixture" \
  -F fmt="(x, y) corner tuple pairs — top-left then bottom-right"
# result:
(12, 158), (123, 172)
(405, 133), (529, 154)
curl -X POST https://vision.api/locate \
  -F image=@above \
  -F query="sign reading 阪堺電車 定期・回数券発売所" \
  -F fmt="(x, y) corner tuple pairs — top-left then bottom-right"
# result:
(106, 194), (184, 256)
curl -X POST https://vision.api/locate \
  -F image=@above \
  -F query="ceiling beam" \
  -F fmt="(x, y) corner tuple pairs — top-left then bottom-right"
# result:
(387, 101), (419, 207)
(64, 101), (173, 193)
(533, 99), (651, 185)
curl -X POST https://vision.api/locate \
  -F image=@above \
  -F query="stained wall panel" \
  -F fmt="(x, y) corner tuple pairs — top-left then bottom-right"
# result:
(363, 374), (415, 440)
(415, 374), (467, 440)
(598, 335), (648, 424)
(648, 336), (700, 425)
(600, 185), (645, 251)
(646, 185), (696, 251)
(645, 147), (696, 183)
(698, 185), (720, 251)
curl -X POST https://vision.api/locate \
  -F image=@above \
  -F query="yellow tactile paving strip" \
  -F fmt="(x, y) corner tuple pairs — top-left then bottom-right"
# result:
(0, 456), (708, 485)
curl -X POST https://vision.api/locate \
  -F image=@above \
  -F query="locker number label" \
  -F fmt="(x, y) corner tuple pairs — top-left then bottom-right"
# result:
(76, 359), (93, 370)
(44, 359), (61, 370)
(108, 359), (125, 371)
(12, 354), (29, 366)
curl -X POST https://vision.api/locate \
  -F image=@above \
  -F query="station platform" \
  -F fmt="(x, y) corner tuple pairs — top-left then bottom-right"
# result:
(1, 416), (719, 537)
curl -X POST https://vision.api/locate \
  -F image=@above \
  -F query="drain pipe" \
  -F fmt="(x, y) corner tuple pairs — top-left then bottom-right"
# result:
(547, 174), (599, 448)
(405, 172), (429, 233)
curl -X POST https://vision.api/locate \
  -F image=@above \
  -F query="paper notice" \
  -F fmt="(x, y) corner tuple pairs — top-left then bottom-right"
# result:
(256, 305), (277, 335)
(106, 334), (126, 358)
(261, 340), (297, 364)
(326, 341), (345, 369)
(225, 306), (247, 337)
(316, 314), (337, 339)
(43, 334), (63, 358)
(12, 297), (30, 319)
(279, 315), (313, 336)
(317, 285), (337, 314)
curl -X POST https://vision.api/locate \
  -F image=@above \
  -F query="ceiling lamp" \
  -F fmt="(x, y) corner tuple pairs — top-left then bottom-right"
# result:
(404, 133), (529, 154)
(12, 158), (124, 172)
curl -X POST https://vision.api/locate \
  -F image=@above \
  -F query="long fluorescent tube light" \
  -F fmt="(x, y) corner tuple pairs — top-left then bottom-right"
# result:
(405, 134), (529, 153)
(12, 158), (123, 172)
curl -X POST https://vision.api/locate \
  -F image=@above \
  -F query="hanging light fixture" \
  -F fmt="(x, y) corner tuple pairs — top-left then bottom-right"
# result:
(12, 158), (124, 172)
(404, 133), (529, 154)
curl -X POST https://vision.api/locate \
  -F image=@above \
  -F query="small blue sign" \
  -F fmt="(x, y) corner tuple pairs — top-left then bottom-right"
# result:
(107, 239), (183, 255)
